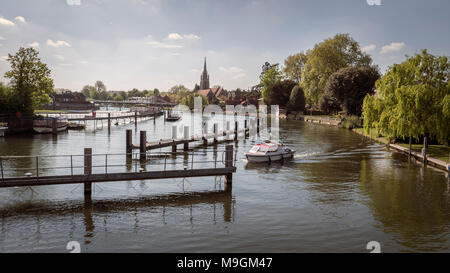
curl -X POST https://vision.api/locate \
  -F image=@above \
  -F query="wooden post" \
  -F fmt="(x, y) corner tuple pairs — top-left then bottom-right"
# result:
(135, 111), (138, 124)
(140, 130), (146, 161)
(108, 113), (111, 131)
(203, 122), (208, 146)
(244, 119), (248, 138)
(52, 118), (57, 135)
(126, 129), (132, 157)
(234, 121), (238, 141)
(84, 148), (92, 200)
(172, 126), (177, 153)
(213, 123), (218, 143)
(183, 126), (189, 151)
(225, 145), (233, 184)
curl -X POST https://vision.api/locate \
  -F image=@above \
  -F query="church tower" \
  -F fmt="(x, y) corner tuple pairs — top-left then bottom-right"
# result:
(199, 57), (210, 90)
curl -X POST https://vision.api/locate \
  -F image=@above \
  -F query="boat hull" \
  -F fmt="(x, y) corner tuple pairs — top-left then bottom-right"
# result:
(246, 151), (295, 163)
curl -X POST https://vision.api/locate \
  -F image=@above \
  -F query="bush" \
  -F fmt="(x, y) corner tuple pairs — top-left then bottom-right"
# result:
(287, 85), (305, 112)
(340, 115), (362, 129)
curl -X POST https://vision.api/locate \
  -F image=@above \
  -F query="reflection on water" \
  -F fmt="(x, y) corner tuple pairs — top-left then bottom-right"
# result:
(0, 116), (449, 252)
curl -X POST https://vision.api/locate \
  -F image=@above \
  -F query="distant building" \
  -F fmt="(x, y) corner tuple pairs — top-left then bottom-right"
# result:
(42, 90), (97, 111)
(197, 86), (226, 104)
(199, 57), (210, 90)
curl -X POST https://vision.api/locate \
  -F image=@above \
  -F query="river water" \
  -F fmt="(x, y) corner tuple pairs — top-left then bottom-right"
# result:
(0, 112), (449, 253)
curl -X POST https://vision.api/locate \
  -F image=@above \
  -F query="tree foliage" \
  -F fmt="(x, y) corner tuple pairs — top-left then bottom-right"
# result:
(260, 66), (282, 105)
(264, 80), (297, 108)
(3, 47), (54, 114)
(362, 49), (450, 145)
(287, 85), (306, 112)
(284, 52), (308, 83)
(300, 34), (374, 107)
(322, 66), (380, 115)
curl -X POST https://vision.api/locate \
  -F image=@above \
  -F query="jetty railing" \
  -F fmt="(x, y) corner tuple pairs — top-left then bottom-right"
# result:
(0, 149), (237, 182)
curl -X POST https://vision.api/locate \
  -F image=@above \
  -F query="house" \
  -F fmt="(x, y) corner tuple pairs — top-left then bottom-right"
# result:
(42, 90), (98, 111)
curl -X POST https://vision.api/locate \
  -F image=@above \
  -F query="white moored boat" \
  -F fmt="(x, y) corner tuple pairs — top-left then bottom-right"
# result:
(245, 141), (295, 163)
(33, 117), (68, 133)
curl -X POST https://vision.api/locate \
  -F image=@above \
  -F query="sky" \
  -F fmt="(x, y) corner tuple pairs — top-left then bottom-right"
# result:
(0, 0), (449, 92)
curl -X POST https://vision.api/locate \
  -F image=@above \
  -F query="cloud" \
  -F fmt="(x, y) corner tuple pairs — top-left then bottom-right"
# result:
(146, 41), (183, 49)
(47, 39), (71, 47)
(166, 33), (200, 40)
(166, 33), (183, 40)
(380, 42), (405, 54)
(219, 66), (245, 73)
(54, 54), (65, 61)
(0, 17), (15, 26)
(207, 50), (216, 54)
(183, 34), (200, 40)
(80, 60), (89, 64)
(0, 36), (4, 40)
(28, 41), (39, 48)
(59, 63), (73, 67)
(362, 44), (376, 53)
(232, 73), (246, 79)
(15, 16), (26, 23)
(66, 0), (81, 6)
(190, 68), (200, 73)
(0, 56), (8, 61)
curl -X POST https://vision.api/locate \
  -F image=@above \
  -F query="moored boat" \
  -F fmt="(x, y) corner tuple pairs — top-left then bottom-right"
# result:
(165, 110), (181, 122)
(245, 141), (295, 163)
(33, 117), (68, 133)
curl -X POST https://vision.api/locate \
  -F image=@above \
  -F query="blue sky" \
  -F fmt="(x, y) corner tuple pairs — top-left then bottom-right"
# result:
(0, 0), (449, 91)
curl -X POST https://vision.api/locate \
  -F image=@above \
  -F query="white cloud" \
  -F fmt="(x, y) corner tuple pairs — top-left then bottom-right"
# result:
(166, 33), (183, 40)
(66, 0), (81, 6)
(15, 16), (26, 23)
(28, 41), (39, 48)
(0, 56), (8, 61)
(190, 68), (200, 73)
(54, 54), (65, 61)
(219, 66), (245, 73)
(207, 50), (216, 54)
(232, 73), (246, 79)
(362, 44), (376, 53)
(47, 39), (71, 47)
(0, 36), (4, 40)
(80, 60), (89, 64)
(380, 42), (405, 54)
(0, 17), (15, 26)
(146, 41), (183, 49)
(60, 63), (73, 67)
(183, 34), (200, 40)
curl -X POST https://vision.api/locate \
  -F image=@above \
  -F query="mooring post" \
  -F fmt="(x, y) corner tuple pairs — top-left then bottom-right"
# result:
(108, 113), (111, 131)
(140, 130), (146, 161)
(135, 111), (138, 124)
(172, 125), (177, 153)
(213, 123), (218, 143)
(203, 122), (208, 146)
(234, 121), (238, 141)
(244, 119), (249, 138)
(84, 148), (92, 200)
(52, 118), (57, 135)
(183, 126), (189, 151)
(225, 145), (233, 184)
(126, 129), (132, 157)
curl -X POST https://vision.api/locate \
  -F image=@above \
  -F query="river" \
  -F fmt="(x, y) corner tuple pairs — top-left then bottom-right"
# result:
(0, 113), (449, 253)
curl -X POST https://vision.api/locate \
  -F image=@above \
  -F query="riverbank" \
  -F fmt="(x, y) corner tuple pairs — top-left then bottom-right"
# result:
(353, 128), (449, 172)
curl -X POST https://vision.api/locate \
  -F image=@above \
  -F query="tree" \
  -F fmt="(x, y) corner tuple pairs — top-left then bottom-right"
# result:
(362, 49), (450, 156)
(260, 66), (282, 104)
(81, 85), (95, 99)
(287, 85), (306, 112)
(323, 66), (380, 115)
(4, 47), (54, 114)
(284, 52), (308, 83)
(95, 80), (107, 93)
(301, 33), (374, 107)
(170, 85), (189, 94)
(264, 80), (297, 107)
(153, 88), (160, 96)
(193, 84), (200, 92)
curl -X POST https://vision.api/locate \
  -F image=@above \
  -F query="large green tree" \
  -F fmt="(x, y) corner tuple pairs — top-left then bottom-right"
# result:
(264, 80), (297, 108)
(260, 65), (282, 105)
(322, 66), (380, 115)
(283, 52), (308, 83)
(4, 47), (54, 114)
(301, 33), (374, 107)
(362, 50), (450, 155)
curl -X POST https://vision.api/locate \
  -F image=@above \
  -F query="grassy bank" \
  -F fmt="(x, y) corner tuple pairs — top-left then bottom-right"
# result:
(34, 110), (68, 114)
(353, 128), (449, 163)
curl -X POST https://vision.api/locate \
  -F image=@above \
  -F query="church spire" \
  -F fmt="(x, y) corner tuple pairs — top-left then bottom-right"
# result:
(200, 56), (210, 90)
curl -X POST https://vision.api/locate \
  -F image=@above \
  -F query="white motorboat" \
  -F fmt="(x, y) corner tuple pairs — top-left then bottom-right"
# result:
(33, 117), (68, 133)
(245, 141), (295, 163)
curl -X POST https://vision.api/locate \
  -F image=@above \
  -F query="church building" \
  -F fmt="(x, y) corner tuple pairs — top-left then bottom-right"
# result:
(196, 57), (226, 103)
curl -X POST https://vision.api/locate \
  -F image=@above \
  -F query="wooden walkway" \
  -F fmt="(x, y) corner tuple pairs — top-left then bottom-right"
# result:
(0, 146), (236, 201)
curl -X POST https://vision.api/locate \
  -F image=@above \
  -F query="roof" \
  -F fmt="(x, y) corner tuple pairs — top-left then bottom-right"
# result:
(197, 89), (214, 97)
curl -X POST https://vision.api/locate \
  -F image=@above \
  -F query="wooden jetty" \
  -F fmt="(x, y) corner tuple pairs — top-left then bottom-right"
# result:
(0, 145), (236, 202)
(126, 119), (257, 160)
